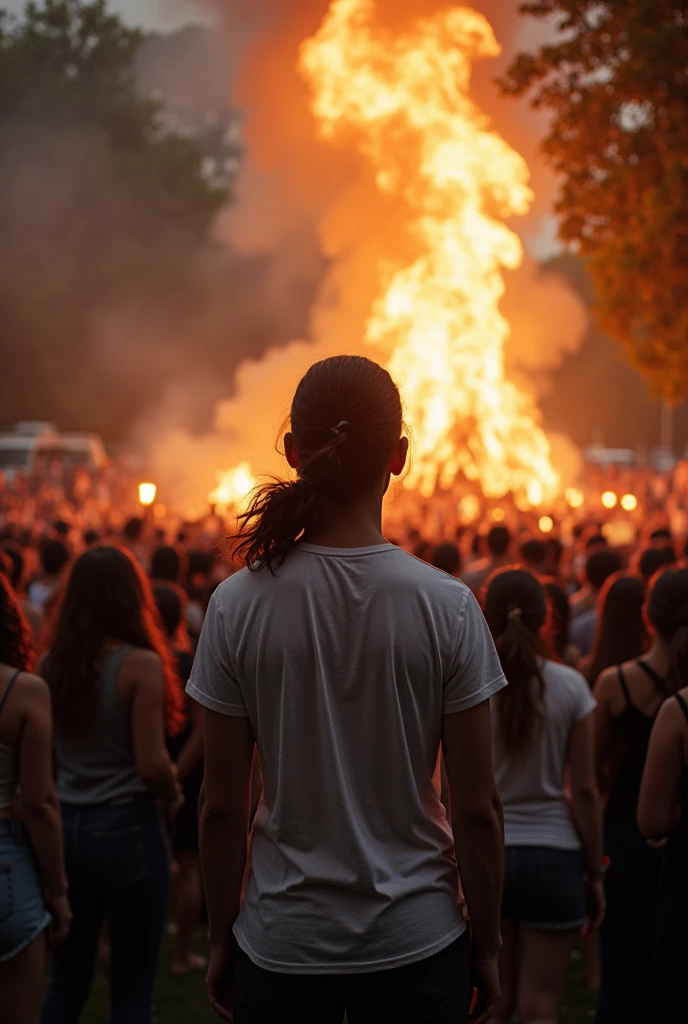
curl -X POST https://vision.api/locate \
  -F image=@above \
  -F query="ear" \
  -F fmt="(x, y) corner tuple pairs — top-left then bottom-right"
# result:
(389, 436), (409, 478)
(284, 432), (301, 470)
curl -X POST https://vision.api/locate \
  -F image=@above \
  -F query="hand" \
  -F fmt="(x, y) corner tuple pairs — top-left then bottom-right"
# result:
(470, 953), (501, 1024)
(207, 941), (237, 1021)
(45, 891), (73, 949)
(583, 876), (606, 937)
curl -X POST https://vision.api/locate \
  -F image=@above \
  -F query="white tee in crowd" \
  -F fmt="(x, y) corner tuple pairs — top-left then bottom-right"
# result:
(188, 542), (506, 974)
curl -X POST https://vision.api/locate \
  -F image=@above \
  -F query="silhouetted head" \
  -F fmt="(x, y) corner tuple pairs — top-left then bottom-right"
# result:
(39, 539), (70, 578)
(585, 549), (623, 592)
(430, 543), (461, 577)
(520, 538), (547, 573)
(587, 573), (647, 684)
(646, 568), (688, 691)
(0, 570), (33, 671)
(487, 525), (511, 558)
(236, 356), (406, 571)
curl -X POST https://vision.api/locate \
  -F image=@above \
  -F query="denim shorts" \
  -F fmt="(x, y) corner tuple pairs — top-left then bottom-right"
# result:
(502, 846), (586, 930)
(0, 819), (51, 962)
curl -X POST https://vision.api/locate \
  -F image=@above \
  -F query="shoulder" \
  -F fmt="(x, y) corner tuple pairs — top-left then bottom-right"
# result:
(15, 671), (50, 703)
(656, 691), (688, 733)
(121, 648), (163, 681)
(594, 664), (619, 699)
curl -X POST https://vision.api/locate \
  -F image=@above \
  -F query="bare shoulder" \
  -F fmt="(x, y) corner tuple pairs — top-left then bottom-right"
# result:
(15, 671), (50, 702)
(119, 649), (163, 700)
(593, 665), (618, 701)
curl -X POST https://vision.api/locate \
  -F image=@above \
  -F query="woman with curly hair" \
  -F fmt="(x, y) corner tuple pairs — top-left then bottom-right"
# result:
(42, 546), (183, 1024)
(0, 572), (71, 1024)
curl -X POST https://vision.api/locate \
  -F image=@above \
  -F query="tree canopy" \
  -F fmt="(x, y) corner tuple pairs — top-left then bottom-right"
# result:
(0, 1), (228, 437)
(502, 1), (688, 404)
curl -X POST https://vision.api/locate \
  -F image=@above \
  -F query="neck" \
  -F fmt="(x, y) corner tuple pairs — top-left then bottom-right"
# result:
(303, 493), (386, 549)
(642, 637), (672, 676)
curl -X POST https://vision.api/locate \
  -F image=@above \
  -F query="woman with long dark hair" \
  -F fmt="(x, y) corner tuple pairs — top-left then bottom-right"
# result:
(486, 569), (604, 1024)
(638, 571), (688, 1019)
(580, 574), (648, 686)
(0, 573), (70, 1023)
(42, 546), (183, 1024)
(594, 568), (688, 1024)
(189, 355), (506, 1024)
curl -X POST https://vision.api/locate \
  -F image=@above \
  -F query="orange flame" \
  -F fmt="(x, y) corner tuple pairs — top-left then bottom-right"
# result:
(209, 462), (256, 511)
(297, 0), (558, 504)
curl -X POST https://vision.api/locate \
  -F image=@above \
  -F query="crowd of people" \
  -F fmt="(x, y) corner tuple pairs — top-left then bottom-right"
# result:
(1, 355), (688, 1023)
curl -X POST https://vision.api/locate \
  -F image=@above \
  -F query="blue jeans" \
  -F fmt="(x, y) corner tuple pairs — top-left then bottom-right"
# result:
(232, 932), (472, 1023)
(42, 799), (170, 1024)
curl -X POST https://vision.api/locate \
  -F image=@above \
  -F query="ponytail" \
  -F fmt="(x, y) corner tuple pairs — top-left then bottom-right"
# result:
(484, 568), (548, 762)
(494, 610), (547, 761)
(234, 479), (318, 573)
(233, 355), (403, 572)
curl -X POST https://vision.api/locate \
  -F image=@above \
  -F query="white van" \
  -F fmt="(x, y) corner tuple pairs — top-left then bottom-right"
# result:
(0, 423), (107, 479)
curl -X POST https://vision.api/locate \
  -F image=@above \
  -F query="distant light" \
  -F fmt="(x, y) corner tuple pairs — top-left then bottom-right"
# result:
(601, 490), (618, 510)
(138, 482), (157, 507)
(565, 487), (584, 509)
(539, 515), (554, 534)
(458, 494), (481, 523)
(621, 493), (638, 512)
(491, 507), (506, 522)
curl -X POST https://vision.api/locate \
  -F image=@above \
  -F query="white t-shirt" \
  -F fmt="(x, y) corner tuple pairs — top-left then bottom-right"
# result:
(188, 542), (506, 974)
(492, 660), (596, 850)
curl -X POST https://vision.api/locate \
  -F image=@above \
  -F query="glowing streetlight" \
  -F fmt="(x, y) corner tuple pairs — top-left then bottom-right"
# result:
(620, 493), (638, 512)
(565, 487), (584, 510)
(601, 490), (618, 510)
(491, 507), (506, 522)
(539, 516), (554, 534)
(138, 482), (157, 507)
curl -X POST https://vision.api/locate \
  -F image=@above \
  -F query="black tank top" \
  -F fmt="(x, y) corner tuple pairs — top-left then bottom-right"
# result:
(605, 660), (670, 826)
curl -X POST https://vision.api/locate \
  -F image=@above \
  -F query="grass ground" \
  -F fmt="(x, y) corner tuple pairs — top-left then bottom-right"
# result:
(79, 936), (596, 1023)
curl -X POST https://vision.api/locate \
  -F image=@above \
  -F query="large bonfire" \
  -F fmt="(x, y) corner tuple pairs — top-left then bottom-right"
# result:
(211, 0), (559, 512)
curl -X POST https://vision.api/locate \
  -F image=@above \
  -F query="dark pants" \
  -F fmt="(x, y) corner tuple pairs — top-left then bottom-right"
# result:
(42, 799), (170, 1024)
(597, 822), (662, 1024)
(233, 932), (472, 1024)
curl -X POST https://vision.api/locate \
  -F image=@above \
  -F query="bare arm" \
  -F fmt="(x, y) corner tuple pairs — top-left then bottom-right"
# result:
(442, 700), (504, 959)
(638, 699), (684, 841)
(175, 700), (204, 781)
(593, 670), (616, 794)
(129, 651), (180, 804)
(18, 676), (68, 897)
(569, 712), (604, 872)
(199, 707), (255, 949)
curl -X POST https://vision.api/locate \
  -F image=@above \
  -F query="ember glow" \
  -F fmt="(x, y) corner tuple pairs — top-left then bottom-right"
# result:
(209, 462), (256, 512)
(298, 0), (558, 504)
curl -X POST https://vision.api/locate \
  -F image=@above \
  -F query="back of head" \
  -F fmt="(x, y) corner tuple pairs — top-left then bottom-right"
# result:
(236, 355), (403, 571)
(487, 525), (511, 557)
(150, 545), (185, 584)
(638, 546), (676, 584)
(647, 568), (688, 690)
(585, 548), (623, 591)
(153, 583), (185, 639)
(650, 528), (673, 546)
(484, 568), (548, 761)
(543, 581), (570, 660)
(588, 574), (647, 683)
(45, 545), (183, 735)
(40, 539), (70, 578)
(520, 538), (546, 572)
(0, 571), (33, 671)
(430, 543), (461, 577)
(123, 516), (143, 542)
(84, 529), (100, 548)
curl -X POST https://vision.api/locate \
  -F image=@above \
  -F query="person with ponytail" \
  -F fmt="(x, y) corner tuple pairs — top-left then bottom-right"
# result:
(189, 355), (507, 1024)
(638, 570), (688, 1020)
(42, 546), (183, 1024)
(486, 569), (604, 1024)
(594, 568), (688, 1024)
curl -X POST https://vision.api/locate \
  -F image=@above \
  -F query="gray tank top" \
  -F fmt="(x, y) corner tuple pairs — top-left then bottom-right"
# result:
(55, 646), (148, 806)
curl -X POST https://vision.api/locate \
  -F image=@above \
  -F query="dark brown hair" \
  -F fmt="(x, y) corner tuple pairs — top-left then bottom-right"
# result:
(586, 573), (647, 685)
(44, 546), (184, 735)
(484, 568), (548, 761)
(235, 355), (403, 572)
(0, 572), (33, 672)
(647, 568), (688, 692)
